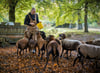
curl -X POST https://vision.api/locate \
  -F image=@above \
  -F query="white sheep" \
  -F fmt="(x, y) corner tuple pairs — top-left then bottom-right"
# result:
(73, 44), (100, 67)
(86, 39), (100, 46)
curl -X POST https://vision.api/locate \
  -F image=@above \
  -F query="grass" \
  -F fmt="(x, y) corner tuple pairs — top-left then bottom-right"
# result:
(41, 27), (100, 38)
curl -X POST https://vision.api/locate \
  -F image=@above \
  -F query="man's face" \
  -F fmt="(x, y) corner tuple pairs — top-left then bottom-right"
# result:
(31, 9), (36, 14)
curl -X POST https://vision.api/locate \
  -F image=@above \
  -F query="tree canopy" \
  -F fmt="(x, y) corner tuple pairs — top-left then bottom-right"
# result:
(0, 0), (100, 32)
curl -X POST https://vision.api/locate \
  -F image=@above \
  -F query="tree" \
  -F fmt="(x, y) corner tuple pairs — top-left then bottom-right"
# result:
(8, 0), (19, 22)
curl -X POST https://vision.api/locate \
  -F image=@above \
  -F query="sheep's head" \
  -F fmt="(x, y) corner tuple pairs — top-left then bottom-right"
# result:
(85, 40), (93, 44)
(59, 33), (66, 40)
(24, 31), (31, 39)
(46, 35), (55, 42)
(39, 31), (46, 40)
(36, 31), (42, 39)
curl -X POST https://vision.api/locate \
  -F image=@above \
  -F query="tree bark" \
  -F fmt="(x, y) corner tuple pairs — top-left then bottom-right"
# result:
(77, 0), (82, 30)
(84, 1), (88, 32)
(9, 5), (15, 22)
(8, 0), (18, 22)
(78, 11), (83, 30)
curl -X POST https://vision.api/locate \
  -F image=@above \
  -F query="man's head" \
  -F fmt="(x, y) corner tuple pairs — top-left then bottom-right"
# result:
(31, 7), (36, 15)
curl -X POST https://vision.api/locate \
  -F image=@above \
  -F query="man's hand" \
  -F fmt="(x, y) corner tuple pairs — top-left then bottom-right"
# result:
(30, 23), (35, 26)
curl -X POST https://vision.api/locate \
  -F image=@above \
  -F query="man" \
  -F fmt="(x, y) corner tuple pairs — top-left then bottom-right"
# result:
(24, 7), (39, 40)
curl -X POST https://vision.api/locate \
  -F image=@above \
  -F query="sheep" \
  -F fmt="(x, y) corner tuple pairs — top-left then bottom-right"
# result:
(39, 31), (46, 40)
(86, 39), (100, 46)
(28, 39), (37, 53)
(36, 31), (46, 60)
(28, 31), (46, 54)
(59, 33), (82, 58)
(73, 44), (100, 67)
(44, 39), (62, 69)
(16, 31), (31, 56)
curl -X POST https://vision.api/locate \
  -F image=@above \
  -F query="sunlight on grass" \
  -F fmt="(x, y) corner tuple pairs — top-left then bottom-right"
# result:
(41, 27), (100, 38)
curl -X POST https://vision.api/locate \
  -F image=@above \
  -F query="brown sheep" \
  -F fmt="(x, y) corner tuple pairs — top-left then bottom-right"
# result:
(36, 31), (46, 59)
(16, 31), (31, 56)
(59, 33), (82, 59)
(28, 39), (37, 53)
(44, 39), (62, 69)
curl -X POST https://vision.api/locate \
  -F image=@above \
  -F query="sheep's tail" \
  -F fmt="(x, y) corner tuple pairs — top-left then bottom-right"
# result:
(52, 44), (58, 56)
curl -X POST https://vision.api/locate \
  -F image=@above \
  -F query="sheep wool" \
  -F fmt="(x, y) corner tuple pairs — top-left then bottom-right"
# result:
(78, 44), (100, 59)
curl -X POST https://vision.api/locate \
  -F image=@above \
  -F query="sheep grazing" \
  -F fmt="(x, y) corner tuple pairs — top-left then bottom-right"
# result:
(73, 44), (100, 67)
(59, 33), (82, 58)
(86, 39), (100, 46)
(16, 31), (31, 56)
(44, 39), (62, 69)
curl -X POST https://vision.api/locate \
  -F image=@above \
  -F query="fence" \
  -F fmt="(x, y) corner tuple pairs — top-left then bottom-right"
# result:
(0, 24), (26, 45)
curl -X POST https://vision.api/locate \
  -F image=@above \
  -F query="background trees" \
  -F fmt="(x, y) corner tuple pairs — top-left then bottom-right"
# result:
(0, 0), (100, 32)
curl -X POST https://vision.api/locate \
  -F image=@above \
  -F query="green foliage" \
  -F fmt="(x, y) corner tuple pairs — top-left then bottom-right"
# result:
(0, 0), (100, 26)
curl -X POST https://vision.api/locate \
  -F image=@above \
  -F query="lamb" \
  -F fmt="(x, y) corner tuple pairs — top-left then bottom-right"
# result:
(16, 31), (31, 56)
(59, 33), (82, 58)
(44, 39), (62, 69)
(86, 39), (100, 46)
(73, 44), (100, 67)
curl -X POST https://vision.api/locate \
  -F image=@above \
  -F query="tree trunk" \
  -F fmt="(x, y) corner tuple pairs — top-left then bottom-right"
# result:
(78, 11), (83, 30)
(9, 5), (15, 22)
(8, 0), (18, 22)
(77, 0), (83, 30)
(84, 1), (88, 32)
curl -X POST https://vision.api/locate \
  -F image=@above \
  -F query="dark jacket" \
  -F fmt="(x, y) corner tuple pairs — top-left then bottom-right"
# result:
(24, 13), (39, 26)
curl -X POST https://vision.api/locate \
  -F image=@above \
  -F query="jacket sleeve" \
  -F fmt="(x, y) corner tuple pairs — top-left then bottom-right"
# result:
(36, 14), (39, 23)
(24, 15), (32, 26)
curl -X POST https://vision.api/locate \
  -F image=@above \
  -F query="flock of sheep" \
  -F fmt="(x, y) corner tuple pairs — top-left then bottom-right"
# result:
(16, 31), (100, 69)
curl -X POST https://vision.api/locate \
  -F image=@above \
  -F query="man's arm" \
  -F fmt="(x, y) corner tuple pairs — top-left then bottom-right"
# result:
(24, 15), (32, 26)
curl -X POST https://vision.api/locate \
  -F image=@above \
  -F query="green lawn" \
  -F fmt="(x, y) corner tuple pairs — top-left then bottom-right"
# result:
(41, 27), (100, 37)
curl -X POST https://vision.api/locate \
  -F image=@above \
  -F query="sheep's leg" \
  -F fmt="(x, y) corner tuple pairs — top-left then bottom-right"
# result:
(26, 48), (27, 53)
(38, 49), (40, 56)
(19, 49), (21, 55)
(57, 56), (59, 66)
(80, 57), (84, 68)
(52, 52), (55, 65)
(23, 49), (24, 55)
(69, 51), (71, 57)
(61, 49), (64, 57)
(17, 48), (19, 56)
(95, 60), (98, 68)
(73, 56), (80, 66)
(29, 48), (31, 53)
(40, 51), (44, 60)
(44, 53), (49, 69)
(66, 50), (68, 59)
